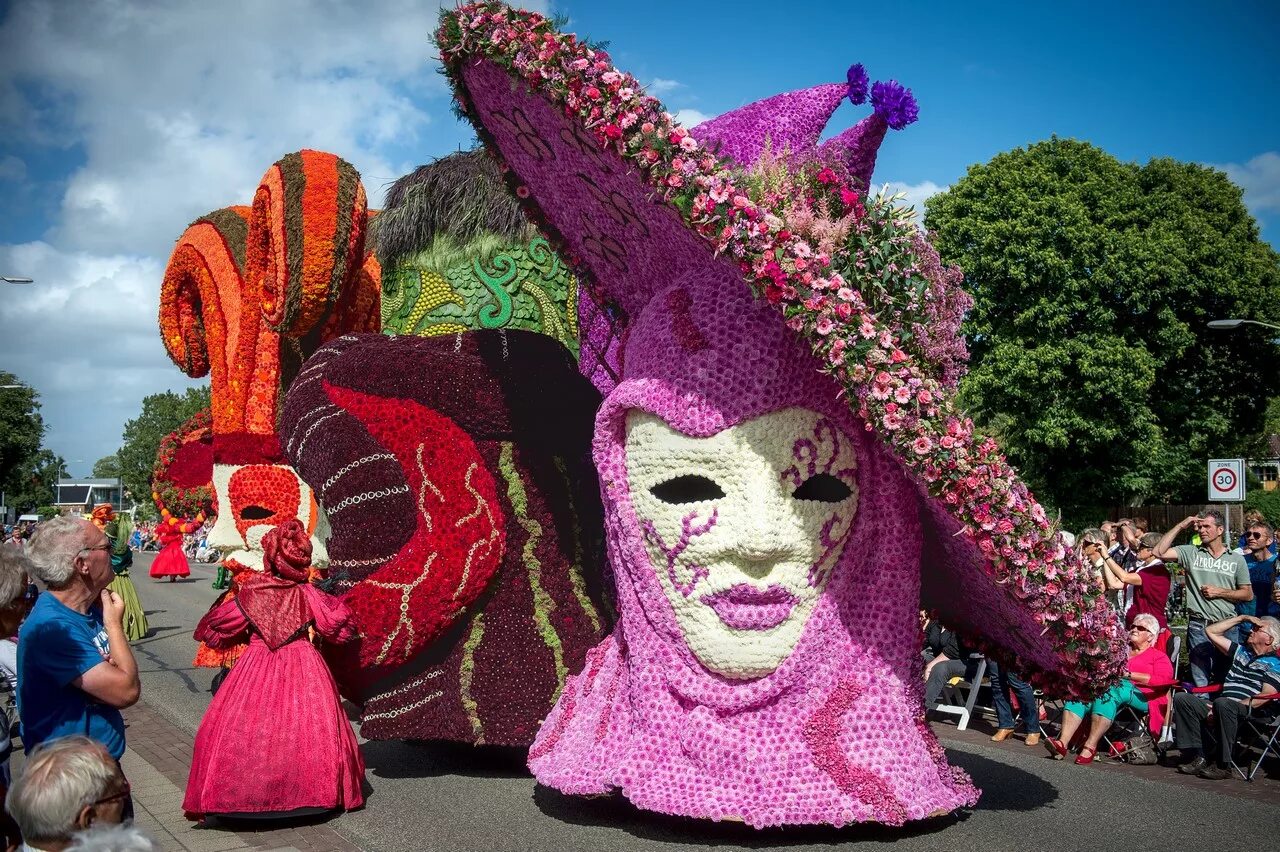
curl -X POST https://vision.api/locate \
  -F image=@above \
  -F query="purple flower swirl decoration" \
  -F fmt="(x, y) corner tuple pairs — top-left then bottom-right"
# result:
(870, 80), (919, 130)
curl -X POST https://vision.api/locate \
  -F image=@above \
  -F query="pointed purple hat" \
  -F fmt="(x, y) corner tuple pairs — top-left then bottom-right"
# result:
(691, 63), (920, 190)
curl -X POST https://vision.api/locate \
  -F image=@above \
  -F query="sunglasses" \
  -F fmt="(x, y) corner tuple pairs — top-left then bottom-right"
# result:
(1247, 532), (1268, 540)
(1128, 627), (1151, 633)
(93, 780), (131, 807)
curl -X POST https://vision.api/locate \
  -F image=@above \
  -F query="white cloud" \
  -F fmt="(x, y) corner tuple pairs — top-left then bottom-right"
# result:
(1216, 151), (1280, 214)
(880, 180), (947, 222)
(0, 241), (205, 470)
(0, 0), (552, 475)
(674, 108), (711, 128)
(647, 78), (683, 97)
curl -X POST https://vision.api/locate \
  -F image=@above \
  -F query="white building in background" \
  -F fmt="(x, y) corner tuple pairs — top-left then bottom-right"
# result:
(54, 477), (135, 514)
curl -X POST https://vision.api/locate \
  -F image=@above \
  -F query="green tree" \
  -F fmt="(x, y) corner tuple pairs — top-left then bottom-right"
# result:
(927, 138), (1280, 519)
(0, 371), (45, 497)
(1265, 397), (1280, 438)
(116, 386), (210, 514)
(91, 454), (121, 478)
(6, 449), (68, 514)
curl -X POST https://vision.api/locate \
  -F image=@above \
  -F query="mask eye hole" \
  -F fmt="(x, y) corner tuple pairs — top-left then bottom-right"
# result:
(239, 505), (275, 521)
(650, 475), (725, 504)
(793, 473), (852, 503)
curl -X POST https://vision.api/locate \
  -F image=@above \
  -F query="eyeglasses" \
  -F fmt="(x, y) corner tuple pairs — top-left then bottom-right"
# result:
(80, 542), (111, 554)
(93, 780), (130, 807)
(1247, 532), (1268, 540)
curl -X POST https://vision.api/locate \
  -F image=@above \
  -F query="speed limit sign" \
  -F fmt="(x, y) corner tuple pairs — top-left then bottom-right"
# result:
(1207, 459), (1246, 502)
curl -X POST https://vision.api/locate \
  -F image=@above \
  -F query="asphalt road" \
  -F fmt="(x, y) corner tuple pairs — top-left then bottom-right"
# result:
(128, 552), (1275, 851)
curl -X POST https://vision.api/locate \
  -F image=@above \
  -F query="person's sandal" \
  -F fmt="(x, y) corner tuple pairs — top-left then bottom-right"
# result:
(1074, 746), (1096, 766)
(1043, 736), (1067, 760)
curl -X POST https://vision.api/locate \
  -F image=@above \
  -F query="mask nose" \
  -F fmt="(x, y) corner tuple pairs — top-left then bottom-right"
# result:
(731, 474), (808, 577)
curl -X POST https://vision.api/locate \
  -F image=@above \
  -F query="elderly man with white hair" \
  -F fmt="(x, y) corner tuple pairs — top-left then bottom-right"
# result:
(5, 735), (131, 852)
(17, 517), (139, 788)
(1172, 613), (1280, 779)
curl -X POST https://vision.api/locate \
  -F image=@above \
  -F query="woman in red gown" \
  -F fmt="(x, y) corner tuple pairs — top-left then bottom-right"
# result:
(183, 519), (365, 819)
(149, 514), (199, 581)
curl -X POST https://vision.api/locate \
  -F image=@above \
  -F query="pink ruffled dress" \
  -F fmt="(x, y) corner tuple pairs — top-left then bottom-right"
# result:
(183, 580), (365, 817)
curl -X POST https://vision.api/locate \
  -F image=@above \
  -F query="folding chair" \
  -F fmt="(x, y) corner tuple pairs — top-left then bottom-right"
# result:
(1235, 696), (1280, 781)
(933, 653), (988, 731)
(1160, 632), (1181, 744)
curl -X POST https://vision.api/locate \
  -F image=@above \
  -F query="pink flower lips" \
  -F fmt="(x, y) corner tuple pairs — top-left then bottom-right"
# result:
(701, 583), (799, 630)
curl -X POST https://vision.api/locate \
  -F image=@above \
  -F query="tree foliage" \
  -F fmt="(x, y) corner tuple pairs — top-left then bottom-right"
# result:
(116, 386), (210, 515)
(0, 371), (45, 498)
(6, 449), (67, 514)
(91, 455), (121, 478)
(1246, 487), (1280, 528)
(926, 138), (1280, 518)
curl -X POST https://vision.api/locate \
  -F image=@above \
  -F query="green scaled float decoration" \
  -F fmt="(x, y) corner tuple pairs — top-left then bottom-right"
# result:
(375, 150), (579, 356)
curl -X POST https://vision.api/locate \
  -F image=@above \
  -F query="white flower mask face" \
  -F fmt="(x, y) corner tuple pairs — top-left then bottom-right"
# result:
(624, 407), (859, 679)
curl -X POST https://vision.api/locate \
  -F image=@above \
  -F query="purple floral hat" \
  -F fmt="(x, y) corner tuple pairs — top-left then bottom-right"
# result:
(436, 4), (1122, 699)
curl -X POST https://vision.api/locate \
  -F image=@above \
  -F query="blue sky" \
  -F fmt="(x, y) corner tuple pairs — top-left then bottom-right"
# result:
(0, 0), (1277, 476)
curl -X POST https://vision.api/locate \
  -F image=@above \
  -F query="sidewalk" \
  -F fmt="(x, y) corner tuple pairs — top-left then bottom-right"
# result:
(122, 700), (363, 852)
(935, 711), (1280, 807)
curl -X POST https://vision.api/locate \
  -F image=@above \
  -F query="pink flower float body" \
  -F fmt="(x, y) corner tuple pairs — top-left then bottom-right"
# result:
(437, 2), (1125, 829)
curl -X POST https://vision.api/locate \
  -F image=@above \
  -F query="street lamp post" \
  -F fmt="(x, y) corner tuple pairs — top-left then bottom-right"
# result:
(1207, 318), (1280, 332)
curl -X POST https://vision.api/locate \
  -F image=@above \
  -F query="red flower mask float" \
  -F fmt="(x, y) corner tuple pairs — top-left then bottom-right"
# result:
(158, 150), (381, 575)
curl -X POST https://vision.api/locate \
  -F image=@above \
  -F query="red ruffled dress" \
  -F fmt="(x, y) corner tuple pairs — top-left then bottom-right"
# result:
(183, 523), (365, 818)
(150, 520), (197, 579)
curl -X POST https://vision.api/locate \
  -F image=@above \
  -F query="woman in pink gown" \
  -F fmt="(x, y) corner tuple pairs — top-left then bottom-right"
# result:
(184, 519), (365, 819)
(150, 516), (198, 581)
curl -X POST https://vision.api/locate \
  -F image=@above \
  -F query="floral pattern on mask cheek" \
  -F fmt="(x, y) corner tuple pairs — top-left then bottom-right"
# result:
(624, 407), (858, 679)
(781, 416), (858, 587)
(641, 509), (718, 597)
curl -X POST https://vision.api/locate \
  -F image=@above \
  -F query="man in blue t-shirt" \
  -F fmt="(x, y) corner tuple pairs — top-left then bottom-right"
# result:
(18, 516), (141, 763)
(1239, 521), (1280, 619)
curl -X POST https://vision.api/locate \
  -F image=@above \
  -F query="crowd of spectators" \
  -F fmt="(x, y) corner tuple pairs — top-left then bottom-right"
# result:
(2, 504), (1280, 847)
(926, 508), (1280, 780)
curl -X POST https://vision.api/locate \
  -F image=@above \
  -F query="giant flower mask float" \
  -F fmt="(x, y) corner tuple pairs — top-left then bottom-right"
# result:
(436, 2), (1124, 829)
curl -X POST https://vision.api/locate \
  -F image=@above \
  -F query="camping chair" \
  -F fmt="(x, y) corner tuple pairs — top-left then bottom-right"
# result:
(1159, 633), (1182, 744)
(1101, 673), (1178, 763)
(1239, 704), (1280, 781)
(934, 653), (988, 731)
